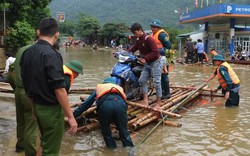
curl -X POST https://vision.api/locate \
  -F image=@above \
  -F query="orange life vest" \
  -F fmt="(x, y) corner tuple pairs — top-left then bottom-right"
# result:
(96, 83), (126, 100)
(216, 62), (240, 89)
(151, 29), (169, 49)
(211, 50), (218, 56)
(63, 65), (74, 86)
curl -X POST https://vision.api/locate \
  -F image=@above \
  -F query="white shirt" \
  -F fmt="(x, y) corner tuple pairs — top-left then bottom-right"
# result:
(4, 57), (16, 73)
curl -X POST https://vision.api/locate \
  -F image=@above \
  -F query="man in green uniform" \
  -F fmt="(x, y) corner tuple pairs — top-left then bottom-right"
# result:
(20, 17), (77, 156)
(14, 45), (39, 155)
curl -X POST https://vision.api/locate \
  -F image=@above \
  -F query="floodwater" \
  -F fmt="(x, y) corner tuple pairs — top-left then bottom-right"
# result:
(0, 46), (250, 156)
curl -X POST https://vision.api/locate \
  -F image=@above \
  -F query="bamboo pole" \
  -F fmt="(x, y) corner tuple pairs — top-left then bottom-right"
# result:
(77, 122), (100, 132)
(137, 83), (207, 145)
(160, 91), (191, 109)
(169, 90), (203, 113)
(69, 88), (95, 92)
(127, 101), (182, 118)
(168, 88), (181, 95)
(129, 109), (144, 117)
(127, 106), (140, 114)
(132, 116), (158, 130)
(131, 112), (154, 128)
(200, 92), (224, 97)
(160, 89), (191, 106)
(70, 102), (82, 108)
(128, 117), (140, 126)
(163, 120), (182, 127)
(170, 85), (215, 92)
(128, 112), (145, 125)
(72, 88), (95, 91)
(167, 89), (183, 98)
(128, 92), (189, 128)
(81, 106), (97, 116)
(166, 91), (201, 112)
(128, 90), (189, 128)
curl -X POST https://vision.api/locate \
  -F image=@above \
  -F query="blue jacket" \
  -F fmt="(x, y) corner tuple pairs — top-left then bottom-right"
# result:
(195, 42), (204, 54)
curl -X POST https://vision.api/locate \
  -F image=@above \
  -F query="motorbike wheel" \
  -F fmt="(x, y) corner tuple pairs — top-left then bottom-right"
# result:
(124, 82), (140, 100)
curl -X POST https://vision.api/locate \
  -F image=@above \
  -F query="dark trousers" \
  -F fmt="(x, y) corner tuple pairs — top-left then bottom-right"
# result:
(185, 52), (194, 63)
(222, 86), (240, 107)
(161, 73), (170, 96)
(197, 53), (204, 64)
(97, 94), (134, 148)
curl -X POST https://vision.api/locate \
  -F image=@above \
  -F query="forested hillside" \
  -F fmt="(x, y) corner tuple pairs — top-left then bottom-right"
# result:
(49, 0), (249, 29)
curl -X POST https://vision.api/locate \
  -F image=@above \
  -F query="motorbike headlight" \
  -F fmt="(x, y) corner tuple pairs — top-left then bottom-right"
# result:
(119, 55), (129, 63)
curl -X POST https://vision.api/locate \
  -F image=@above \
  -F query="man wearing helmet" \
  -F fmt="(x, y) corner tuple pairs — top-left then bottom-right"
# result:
(63, 60), (83, 93)
(204, 54), (240, 107)
(150, 19), (171, 99)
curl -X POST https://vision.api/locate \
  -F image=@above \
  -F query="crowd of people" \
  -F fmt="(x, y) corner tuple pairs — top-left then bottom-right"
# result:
(184, 38), (209, 64)
(1, 17), (240, 155)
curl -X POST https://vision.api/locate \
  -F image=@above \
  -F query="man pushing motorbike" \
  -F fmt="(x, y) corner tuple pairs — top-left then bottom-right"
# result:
(71, 77), (134, 149)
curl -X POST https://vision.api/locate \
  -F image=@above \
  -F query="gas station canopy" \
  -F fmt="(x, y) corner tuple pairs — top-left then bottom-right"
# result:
(180, 4), (250, 25)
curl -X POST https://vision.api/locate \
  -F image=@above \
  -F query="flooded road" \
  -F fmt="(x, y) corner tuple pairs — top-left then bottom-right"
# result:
(1, 47), (249, 156)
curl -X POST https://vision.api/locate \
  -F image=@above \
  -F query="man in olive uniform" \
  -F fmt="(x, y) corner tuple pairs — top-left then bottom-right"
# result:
(14, 45), (39, 155)
(20, 17), (77, 156)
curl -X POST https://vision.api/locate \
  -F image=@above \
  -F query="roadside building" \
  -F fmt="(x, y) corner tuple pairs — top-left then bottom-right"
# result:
(178, 4), (250, 56)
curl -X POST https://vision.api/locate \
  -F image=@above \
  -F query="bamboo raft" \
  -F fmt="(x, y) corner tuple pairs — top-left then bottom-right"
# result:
(226, 59), (250, 65)
(70, 84), (224, 136)
(0, 82), (224, 139)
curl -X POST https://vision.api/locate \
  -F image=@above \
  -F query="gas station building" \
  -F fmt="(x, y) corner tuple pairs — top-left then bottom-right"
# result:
(179, 4), (250, 56)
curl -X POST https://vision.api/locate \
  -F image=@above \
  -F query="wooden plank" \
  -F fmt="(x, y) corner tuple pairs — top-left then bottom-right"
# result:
(0, 82), (13, 93)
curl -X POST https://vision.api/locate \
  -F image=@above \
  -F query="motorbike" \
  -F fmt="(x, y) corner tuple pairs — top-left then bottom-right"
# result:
(111, 50), (143, 100)
(241, 51), (250, 60)
(232, 51), (250, 60)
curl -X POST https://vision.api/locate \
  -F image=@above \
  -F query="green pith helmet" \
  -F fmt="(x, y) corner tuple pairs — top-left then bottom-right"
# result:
(103, 77), (116, 84)
(212, 54), (225, 62)
(150, 19), (162, 28)
(65, 60), (83, 74)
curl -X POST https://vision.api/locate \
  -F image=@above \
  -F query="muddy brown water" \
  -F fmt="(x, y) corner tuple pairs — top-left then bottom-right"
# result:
(0, 46), (249, 156)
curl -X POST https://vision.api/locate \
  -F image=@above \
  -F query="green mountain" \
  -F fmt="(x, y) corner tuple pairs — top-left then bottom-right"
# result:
(49, 0), (249, 29)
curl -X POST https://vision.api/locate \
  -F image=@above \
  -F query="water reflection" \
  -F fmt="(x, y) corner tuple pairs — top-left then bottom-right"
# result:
(0, 47), (249, 156)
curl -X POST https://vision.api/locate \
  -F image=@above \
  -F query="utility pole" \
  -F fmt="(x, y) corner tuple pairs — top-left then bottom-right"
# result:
(3, 0), (6, 36)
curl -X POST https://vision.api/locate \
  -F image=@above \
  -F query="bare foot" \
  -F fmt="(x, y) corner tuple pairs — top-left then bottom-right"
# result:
(139, 100), (148, 106)
(153, 104), (161, 110)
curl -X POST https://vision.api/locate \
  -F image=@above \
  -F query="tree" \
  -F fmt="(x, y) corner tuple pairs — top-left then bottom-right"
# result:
(4, 0), (52, 28)
(5, 21), (35, 54)
(98, 23), (127, 46)
(58, 20), (76, 36)
(163, 27), (180, 49)
(76, 14), (100, 44)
